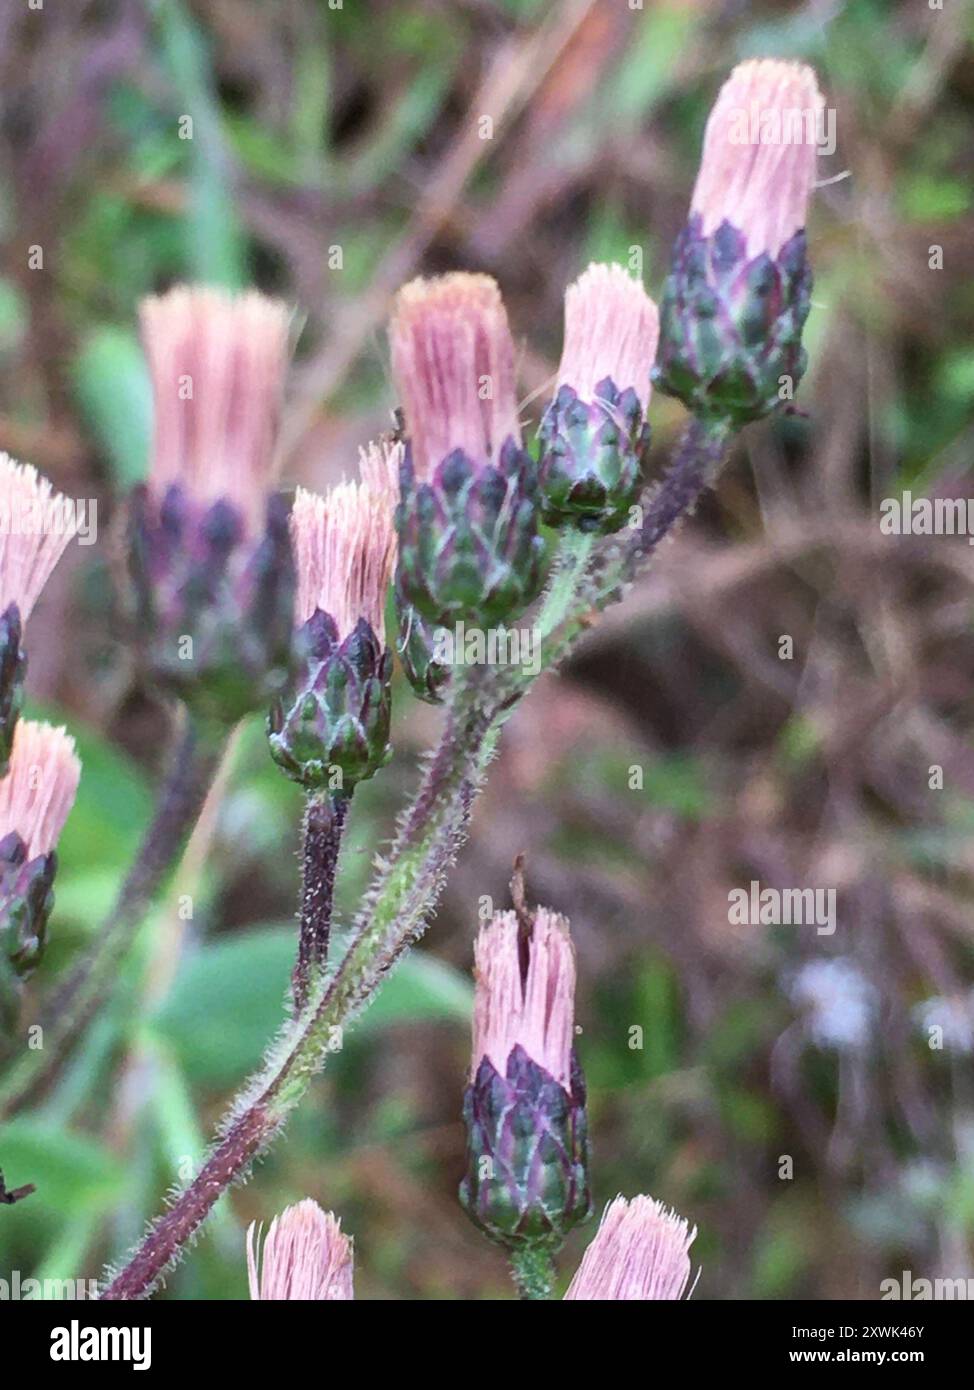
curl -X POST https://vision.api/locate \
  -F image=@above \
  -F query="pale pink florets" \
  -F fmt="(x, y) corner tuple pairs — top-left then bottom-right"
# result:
(0, 719), (81, 858)
(290, 438), (400, 638)
(0, 454), (77, 622)
(247, 1199), (353, 1300)
(390, 273), (521, 482)
(564, 1194), (696, 1301)
(691, 59), (824, 258)
(557, 264), (660, 412)
(471, 908), (576, 1090)
(139, 287), (292, 533)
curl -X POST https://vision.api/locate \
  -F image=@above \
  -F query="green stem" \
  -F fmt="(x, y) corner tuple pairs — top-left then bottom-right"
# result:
(509, 1244), (557, 1300)
(0, 715), (226, 1116)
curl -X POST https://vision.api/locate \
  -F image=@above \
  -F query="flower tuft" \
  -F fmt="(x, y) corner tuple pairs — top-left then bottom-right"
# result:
(139, 286), (292, 533)
(564, 1194), (696, 1300)
(472, 907), (575, 1091)
(291, 439), (400, 639)
(0, 719), (81, 858)
(690, 59), (823, 258)
(247, 1199), (353, 1300)
(0, 453), (77, 621)
(390, 272), (520, 481)
(557, 264), (659, 411)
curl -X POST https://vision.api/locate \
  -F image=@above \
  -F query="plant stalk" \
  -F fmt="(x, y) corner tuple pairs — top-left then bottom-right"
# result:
(509, 1244), (557, 1300)
(292, 790), (350, 1011)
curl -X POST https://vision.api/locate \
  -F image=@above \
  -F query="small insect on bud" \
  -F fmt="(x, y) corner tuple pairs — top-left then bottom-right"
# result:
(459, 908), (591, 1249)
(268, 441), (399, 792)
(0, 720), (81, 1027)
(390, 273), (544, 629)
(564, 1194), (697, 1300)
(128, 286), (295, 727)
(654, 60), (824, 427)
(539, 264), (659, 533)
(0, 454), (78, 775)
(247, 1200), (354, 1300)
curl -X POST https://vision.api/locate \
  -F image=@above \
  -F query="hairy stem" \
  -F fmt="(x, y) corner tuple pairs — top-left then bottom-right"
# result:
(509, 1244), (557, 1300)
(292, 791), (350, 1011)
(0, 716), (226, 1116)
(99, 419), (731, 1298)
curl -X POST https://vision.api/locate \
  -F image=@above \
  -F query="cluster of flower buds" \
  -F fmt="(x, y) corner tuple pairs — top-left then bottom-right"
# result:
(391, 273), (544, 636)
(0, 454), (77, 775)
(268, 442), (398, 792)
(654, 60), (822, 426)
(247, 1199), (353, 1300)
(538, 264), (659, 534)
(128, 287), (295, 729)
(460, 906), (591, 1248)
(564, 1194), (696, 1300)
(0, 720), (81, 1030)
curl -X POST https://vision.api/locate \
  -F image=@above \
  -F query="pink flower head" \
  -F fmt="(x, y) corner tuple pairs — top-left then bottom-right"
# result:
(691, 59), (824, 257)
(0, 454), (77, 622)
(247, 1199), (353, 1300)
(564, 1194), (697, 1301)
(557, 264), (660, 412)
(290, 438), (400, 638)
(472, 908), (576, 1089)
(389, 273), (521, 482)
(0, 719), (81, 858)
(139, 286), (292, 533)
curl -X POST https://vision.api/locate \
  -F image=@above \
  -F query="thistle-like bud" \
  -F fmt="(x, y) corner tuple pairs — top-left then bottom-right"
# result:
(654, 60), (823, 426)
(564, 1194), (696, 1300)
(0, 455), (78, 775)
(391, 273), (544, 629)
(268, 442), (398, 792)
(247, 1199), (354, 1300)
(459, 908), (591, 1249)
(0, 720), (81, 1029)
(128, 287), (295, 727)
(539, 265), (659, 533)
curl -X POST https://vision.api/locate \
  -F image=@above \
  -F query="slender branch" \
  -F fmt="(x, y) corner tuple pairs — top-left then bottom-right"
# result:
(99, 419), (731, 1299)
(292, 791), (350, 1011)
(0, 715), (226, 1116)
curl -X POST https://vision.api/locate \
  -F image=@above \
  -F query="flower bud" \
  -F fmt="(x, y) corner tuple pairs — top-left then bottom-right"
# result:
(395, 600), (449, 705)
(539, 264), (659, 533)
(247, 1199), (354, 1299)
(564, 1194), (696, 1300)
(0, 720), (81, 1029)
(654, 60), (823, 426)
(268, 442), (398, 792)
(0, 454), (77, 774)
(128, 287), (295, 727)
(459, 908), (591, 1248)
(391, 273), (544, 629)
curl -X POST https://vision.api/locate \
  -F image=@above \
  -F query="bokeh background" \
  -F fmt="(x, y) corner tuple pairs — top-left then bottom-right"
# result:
(2, 0), (974, 1299)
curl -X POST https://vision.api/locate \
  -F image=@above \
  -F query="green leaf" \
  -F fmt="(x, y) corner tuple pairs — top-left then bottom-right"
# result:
(0, 1118), (122, 1217)
(151, 926), (471, 1089)
(71, 327), (152, 487)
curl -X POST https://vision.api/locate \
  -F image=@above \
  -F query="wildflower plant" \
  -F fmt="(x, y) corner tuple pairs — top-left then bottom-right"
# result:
(0, 58), (826, 1301)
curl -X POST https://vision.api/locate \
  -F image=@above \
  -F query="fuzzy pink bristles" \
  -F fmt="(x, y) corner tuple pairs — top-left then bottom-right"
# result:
(564, 1195), (696, 1301)
(139, 286), (292, 533)
(291, 439), (400, 638)
(691, 59), (824, 258)
(390, 273), (521, 482)
(247, 1199), (353, 1300)
(471, 908), (576, 1090)
(0, 454), (77, 622)
(0, 719), (81, 858)
(557, 264), (659, 411)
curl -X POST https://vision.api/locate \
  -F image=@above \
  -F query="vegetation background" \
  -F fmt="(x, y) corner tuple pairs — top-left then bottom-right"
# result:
(1, 0), (973, 1300)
